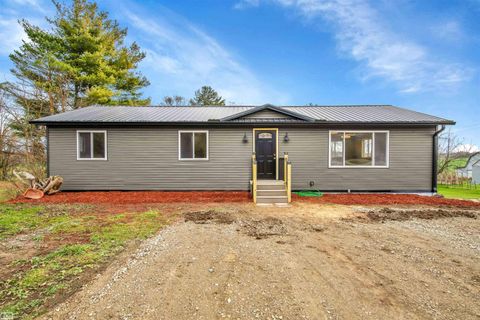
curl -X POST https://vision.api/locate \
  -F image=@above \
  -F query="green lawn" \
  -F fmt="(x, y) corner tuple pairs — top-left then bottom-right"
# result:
(438, 184), (480, 200)
(0, 203), (174, 319)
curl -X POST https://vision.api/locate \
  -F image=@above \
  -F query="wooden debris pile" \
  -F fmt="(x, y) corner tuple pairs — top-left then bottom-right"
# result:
(13, 171), (63, 199)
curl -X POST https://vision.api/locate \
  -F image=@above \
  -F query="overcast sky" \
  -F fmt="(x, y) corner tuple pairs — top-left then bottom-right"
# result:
(0, 0), (479, 147)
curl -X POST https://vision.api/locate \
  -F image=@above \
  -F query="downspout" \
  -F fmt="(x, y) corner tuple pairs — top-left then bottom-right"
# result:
(432, 125), (446, 194)
(46, 126), (50, 177)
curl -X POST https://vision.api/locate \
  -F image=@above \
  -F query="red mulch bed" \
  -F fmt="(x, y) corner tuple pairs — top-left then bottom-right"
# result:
(8, 191), (480, 208)
(293, 193), (480, 207)
(10, 191), (251, 204)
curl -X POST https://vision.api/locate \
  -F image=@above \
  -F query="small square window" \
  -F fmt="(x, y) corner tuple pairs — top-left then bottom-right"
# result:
(179, 131), (208, 160)
(77, 131), (107, 160)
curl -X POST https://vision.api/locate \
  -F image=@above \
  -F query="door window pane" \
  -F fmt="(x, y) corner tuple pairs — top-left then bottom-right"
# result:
(194, 132), (207, 159)
(258, 132), (272, 139)
(180, 132), (193, 158)
(78, 132), (91, 159)
(93, 132), (105, 158)
(345, 132), (372, 166)
(330, 132), (344, 166)
(374, 132), (387, 166)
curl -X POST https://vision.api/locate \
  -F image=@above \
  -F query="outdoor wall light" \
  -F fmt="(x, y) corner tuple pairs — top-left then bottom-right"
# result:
(242, 133), (248, 143)
(284, 132), (290, 142)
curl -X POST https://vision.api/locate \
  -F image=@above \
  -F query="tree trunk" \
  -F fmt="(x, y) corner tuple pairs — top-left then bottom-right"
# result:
(73, 84), (79, 109)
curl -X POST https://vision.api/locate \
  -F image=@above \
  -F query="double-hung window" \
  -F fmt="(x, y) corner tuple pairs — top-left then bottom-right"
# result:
(77, 130), (107, 160)
(178, 131), (208, 160)
(329, 131), (389, 168)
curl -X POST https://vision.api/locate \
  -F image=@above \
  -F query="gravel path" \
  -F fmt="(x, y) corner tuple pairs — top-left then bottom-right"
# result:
(42, 206), (480, 320)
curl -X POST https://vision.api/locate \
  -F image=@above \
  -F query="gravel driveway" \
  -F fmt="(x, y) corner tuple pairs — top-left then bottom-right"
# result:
(42, 204), (480, 320)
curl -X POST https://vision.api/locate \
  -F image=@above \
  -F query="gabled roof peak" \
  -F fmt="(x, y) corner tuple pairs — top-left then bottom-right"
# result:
(220, 104), (317, 122)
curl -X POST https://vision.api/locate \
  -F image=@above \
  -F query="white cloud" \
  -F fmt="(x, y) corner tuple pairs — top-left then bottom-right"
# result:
(236, 0), (474, 93)
(0, 17), (25, 55)
(5, 0), (48, 13)
(430, 21), (464, 42)
(234, 0), (260, 9)
(124, 9), (287, 104)
(0, 0), (50, 67)
(454, 144), (480, 153)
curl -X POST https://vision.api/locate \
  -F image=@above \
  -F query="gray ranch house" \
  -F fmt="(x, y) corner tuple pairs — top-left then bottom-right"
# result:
(32, 104), (454, 204)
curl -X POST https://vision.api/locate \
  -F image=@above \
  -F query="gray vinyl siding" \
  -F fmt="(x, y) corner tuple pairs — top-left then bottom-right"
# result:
(49, 127), (253, 190)
(48, 126), (434, 191)
(243, 110), (290, 119)
(279, 127), (434, 191)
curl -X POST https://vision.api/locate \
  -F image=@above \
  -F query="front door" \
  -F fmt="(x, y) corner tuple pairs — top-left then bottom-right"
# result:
(255, 130), (276, 179)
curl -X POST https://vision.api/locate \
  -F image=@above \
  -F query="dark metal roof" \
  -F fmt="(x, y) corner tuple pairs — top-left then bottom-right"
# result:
(31, 104), (455, 125)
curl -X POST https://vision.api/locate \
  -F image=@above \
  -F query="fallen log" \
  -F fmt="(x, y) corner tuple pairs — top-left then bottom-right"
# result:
(43, 176), (63, 195)
(13, 171), (63, 199)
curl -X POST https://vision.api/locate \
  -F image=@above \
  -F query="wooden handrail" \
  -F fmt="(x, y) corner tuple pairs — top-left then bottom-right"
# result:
(252, 153), (257, 204)
(282, 152), (292, 203)
(287, 161), (292, 203)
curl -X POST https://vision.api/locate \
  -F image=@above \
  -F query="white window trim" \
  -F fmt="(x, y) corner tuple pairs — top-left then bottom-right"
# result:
(76, 130), (108, 161)
(328, 130), (389, 168)
(178, 130), (209, 161)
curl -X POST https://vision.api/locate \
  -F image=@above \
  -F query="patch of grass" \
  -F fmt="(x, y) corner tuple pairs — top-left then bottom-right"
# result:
(438, 184), (480, 200)
(45, 283), (66, 296)
(0, 205), (171, 319)
(92, 211), (165, 253)
(20, 268), (50, 289)
(1, 299), (43, 319)
(0, 206), (45, 239)
(0, 204), (93, 239)
(49, 217), (89, 234)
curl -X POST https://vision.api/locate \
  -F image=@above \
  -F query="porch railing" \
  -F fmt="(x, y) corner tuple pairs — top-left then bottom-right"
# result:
(283, 152), (292, 203)
(252, 153), (257, 204)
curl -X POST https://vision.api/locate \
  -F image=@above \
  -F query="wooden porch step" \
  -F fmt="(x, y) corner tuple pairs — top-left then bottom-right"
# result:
(257, 185), (285, 191)
(256, 195), (288, 204)
(257, 189), (287, 197)
(257, 180), (286, 191)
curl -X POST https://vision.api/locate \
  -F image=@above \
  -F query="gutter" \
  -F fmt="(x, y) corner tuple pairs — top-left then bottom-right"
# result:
(29, 120), (456, 127)
(432, 125), (446, 193)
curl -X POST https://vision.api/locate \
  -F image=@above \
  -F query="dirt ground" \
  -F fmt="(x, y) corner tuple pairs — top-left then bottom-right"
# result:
(41, 203), (480, 320)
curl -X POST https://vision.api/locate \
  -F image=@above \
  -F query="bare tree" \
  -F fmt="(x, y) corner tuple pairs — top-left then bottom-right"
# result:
(1, 82), (46, 178)
(437, 128), (473, 174)
(0, 89), (19, 179)
(161, 95), (187, 106)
